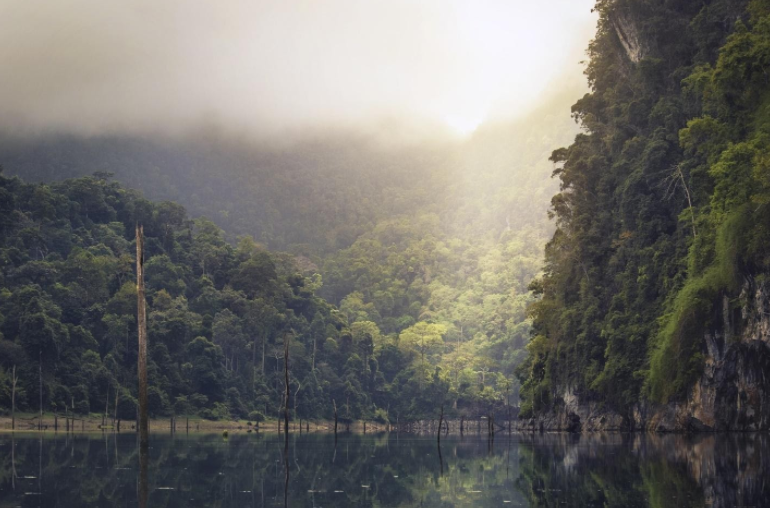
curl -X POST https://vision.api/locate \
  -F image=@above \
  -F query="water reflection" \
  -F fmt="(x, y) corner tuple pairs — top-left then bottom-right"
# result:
(139, 442), (148, 508)
(0, 431), (767, 507)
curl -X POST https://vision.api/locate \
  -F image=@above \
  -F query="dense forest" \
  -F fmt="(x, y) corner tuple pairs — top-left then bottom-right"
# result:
(8, 0), (768, 430)
(0, 169), (502, 422)
(519, 0), (770, 422)
(0, 91), (578, 422)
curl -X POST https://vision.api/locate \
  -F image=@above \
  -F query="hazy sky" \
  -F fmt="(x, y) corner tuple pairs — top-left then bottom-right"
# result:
(0, 0), (596, 140)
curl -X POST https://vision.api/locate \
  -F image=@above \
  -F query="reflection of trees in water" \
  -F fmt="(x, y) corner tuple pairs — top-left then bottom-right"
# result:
(514, 433), (770, 508)
(0, 433), (766, 507)
(0, 433), (523, 507)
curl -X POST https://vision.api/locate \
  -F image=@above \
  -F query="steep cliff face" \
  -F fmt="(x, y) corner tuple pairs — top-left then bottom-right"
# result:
(519, 279), (770, 432)
(647, 279), (770, 431)
(517, 0), (770, 431)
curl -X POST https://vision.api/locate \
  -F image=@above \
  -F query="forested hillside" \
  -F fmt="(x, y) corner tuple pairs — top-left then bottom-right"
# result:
(0, 90), (579, 415)
(0, 170), (494, 422)
(0, 107), (570, 422)
(519, 0), (770, 430)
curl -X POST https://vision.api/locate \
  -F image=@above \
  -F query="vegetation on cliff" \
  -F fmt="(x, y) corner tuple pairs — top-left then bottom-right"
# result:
(519, 0), (770, 417)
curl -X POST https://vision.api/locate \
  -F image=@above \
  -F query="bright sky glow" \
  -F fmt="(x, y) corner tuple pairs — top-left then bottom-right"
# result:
(0, 0), (597, 139)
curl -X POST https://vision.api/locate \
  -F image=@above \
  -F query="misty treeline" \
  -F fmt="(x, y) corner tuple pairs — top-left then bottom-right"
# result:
(0, 169), (433, 422)
(519, 0), (770, 417)
(0, 93), (576, 422)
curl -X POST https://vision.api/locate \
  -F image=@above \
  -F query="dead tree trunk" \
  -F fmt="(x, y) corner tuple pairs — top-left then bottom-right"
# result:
(11, 365), (17, 431)
(114, 385), (119, 427)
(252, 332), (257, 388)
(137, 224), (149, 448)
(294, 380), (301, 428)
(283, 334), (290, 434)
(103, 384), (109, 428)
(437, 404), (444, 443)
(38, 350), (43, 430)
(311, 336), (316, 371)
(333, 399), (338, 436)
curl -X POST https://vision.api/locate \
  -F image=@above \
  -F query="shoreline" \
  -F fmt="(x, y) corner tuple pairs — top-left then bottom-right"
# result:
(6, 414), (764, 435)
(0, 414), (392, 434)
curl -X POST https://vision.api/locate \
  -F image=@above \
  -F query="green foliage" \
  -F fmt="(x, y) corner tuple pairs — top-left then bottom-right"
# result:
(247, 410), (265, 422)
(0, 169), (531, 421)
(0, 172), (380, 420)
(521, 0), (770, 415)
(1, 78), (581, 419)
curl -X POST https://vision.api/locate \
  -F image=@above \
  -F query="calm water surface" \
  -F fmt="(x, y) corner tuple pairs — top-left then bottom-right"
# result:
(0, 431), (767, 507)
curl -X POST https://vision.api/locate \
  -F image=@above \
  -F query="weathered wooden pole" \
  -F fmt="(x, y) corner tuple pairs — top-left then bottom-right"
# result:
(136, 224), (149, 448)
(437, 404), (444, 444)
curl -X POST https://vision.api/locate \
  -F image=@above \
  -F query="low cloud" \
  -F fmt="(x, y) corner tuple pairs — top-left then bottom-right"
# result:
(0, 0), (595, 141)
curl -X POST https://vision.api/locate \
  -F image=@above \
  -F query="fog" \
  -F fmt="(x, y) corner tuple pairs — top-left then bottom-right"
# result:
(0, 0), (595, 141)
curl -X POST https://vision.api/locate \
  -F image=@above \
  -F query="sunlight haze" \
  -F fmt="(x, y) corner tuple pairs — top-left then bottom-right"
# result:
(0, 0), (596, 139)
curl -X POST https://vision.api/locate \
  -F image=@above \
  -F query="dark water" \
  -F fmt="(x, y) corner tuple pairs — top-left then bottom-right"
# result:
(0, 431), (768, 507)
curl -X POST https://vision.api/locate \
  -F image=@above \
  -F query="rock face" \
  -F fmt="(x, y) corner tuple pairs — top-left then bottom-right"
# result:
(667, 279), (770, 432)
(609, 8), (645, 63)
(519, 279), (770, 432)
(515, 386), (628, 432)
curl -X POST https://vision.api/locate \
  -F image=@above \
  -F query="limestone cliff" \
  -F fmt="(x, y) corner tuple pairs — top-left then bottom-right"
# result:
(518, 278), (770, 432)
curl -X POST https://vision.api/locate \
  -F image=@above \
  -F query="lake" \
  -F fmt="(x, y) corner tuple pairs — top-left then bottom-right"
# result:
(0, 431), (767, 507)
